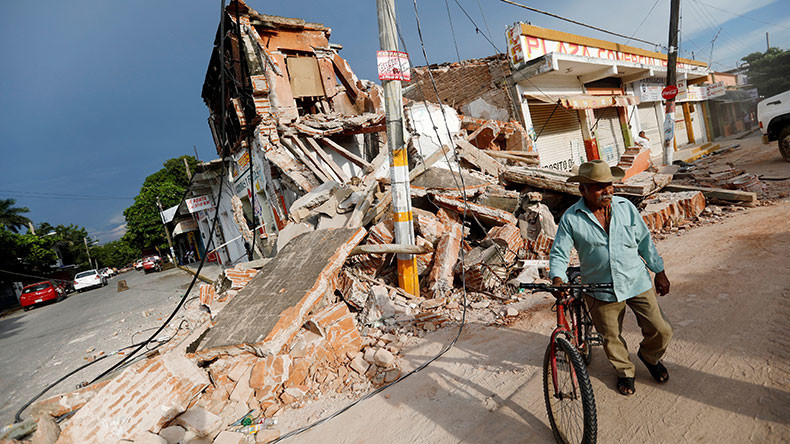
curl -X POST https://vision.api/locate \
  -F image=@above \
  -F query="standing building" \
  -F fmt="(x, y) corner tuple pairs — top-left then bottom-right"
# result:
(505, 23), (711, 168)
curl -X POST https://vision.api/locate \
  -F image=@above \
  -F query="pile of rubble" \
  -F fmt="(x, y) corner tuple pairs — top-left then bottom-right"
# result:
(8, 115), (731, 444)
(3, 2), (767, 442)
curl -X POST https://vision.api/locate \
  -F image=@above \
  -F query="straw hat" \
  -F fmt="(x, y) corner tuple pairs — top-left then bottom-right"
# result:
(567, 160), (625, 183)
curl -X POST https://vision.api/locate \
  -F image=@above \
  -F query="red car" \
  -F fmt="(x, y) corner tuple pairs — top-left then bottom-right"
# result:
(142, 255), (162, 274)
(20, 281), (65, 311)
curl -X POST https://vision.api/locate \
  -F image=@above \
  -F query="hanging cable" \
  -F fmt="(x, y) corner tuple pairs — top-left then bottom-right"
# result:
(87, 0), (230, 385)
(444, 0), (462, 63)
(499, 0), (664, 48)
(625, 0), (661, 45)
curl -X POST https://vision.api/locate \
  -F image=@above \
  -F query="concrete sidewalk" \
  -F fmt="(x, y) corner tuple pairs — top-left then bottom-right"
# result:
(177, 261), (224, 284)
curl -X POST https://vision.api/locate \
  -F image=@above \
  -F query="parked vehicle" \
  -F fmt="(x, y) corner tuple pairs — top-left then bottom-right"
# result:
(20, 281), (65, 311)
(758, 90), (790, 161)
(142, 256), (162, 274)
(99, 267), (113, 279)
(134, 260), (144, 271)
(73, 269), (107, 292)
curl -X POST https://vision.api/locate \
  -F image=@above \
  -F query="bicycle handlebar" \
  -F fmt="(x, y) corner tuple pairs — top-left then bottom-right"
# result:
(518, 282), (614, 290)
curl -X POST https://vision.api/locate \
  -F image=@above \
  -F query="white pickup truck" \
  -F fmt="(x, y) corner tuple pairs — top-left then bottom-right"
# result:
(757, 90), (790, 161)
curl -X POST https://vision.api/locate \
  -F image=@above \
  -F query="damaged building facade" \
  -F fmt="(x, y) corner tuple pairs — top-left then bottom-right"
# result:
(200, 0), (387, 260)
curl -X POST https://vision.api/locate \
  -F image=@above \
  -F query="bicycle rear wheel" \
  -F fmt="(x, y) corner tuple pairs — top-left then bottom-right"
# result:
(543, 336), (597, 444)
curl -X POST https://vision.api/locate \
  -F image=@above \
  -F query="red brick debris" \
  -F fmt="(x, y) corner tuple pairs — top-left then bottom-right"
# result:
(12, 2), (757, 443)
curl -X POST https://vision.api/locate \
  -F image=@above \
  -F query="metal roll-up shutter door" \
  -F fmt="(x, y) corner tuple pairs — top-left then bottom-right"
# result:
(528, 103), (587, 171)
(674, 106), (689, 146)
(637, 103), (662, 158)
(593, 107), (626, 165)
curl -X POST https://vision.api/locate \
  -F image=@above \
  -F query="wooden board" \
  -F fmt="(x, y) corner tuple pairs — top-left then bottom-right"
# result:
(663, 183), (757, 203)
(320, 137), (372, 170)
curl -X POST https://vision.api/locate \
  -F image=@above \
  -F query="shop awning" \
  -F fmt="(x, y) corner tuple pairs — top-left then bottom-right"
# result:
(559, 94), (640, 109)
(172, 219), (199, 236)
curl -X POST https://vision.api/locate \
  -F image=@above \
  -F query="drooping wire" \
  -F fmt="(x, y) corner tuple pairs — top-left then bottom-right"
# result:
(625, 0), (661, 46)
(444, 0), (462, 63)
(499, 0), (664, 48)
(234, 1), (258, 261)
(87, 0), (231, 385)
(270, 2), (473, 441)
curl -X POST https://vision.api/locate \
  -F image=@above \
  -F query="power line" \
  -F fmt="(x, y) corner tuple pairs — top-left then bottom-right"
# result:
(444, 0), (462, 63)
(0, 190), (133, 200)
(694, 0), (790, 31)
(626, 0), (661, 46)
(499, 0), (664, 48)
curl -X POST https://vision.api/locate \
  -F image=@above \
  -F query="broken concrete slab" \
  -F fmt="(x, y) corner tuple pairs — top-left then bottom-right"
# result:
(174, 407), (222, 438)
(28, 380), (110, 419)
(410, 167), (489, 198)
(56, 353), (210, 443)
(503, 166), (580, 196)
(641, 191), (706, 232)
(455, 139), (503, 177)
(195, 228), (366, 359)
(428, 220), (463, 297)
(432, 194), (517, 226)
(275, 222), (314, 253)
(614, 171), (672, 196)
(30, 416), (59, 444)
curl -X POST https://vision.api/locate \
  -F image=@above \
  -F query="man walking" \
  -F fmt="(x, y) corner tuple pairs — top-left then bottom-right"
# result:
(549, 160), (672, 396)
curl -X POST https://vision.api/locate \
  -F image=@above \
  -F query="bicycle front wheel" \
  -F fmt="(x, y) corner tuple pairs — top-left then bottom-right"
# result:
(543, 336), (597, 444)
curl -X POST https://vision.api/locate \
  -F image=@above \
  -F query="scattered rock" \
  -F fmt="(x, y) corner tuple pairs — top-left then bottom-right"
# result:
(373, 348), (395, 368)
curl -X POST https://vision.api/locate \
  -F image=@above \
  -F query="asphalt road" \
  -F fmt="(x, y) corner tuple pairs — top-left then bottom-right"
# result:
(0, 268), (198, 427)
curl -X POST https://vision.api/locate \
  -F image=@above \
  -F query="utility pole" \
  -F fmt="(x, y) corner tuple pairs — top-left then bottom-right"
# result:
(662, 0), (680, 166)
(156, 197), (177, 262)
(183, 157), (193, 180)
(766, 32), (770, 51)
(83, 237), (94, 269)
(376, 0), (419, 297)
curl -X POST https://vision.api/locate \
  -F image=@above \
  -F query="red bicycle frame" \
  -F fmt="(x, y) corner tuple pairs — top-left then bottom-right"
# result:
(549, 296), (581, 398)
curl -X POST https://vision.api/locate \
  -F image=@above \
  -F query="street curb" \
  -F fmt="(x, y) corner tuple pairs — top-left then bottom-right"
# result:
(176, 265), (215, 284)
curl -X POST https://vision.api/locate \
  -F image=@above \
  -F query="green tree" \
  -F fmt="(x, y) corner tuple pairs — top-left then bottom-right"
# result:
(92, 239), (139, 268)
(36, 222), (94, 268)
(0, 199), (32, 233)
(123, 155), (197, 250)
(741, 47), (790, 98)
(0, 230), (58, 273)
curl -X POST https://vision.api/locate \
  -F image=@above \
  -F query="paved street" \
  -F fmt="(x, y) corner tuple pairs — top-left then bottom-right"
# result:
(0, 268), (197, 426)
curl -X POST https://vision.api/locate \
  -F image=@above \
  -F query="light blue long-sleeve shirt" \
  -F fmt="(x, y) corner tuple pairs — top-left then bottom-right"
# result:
(549, 196), (664, 302)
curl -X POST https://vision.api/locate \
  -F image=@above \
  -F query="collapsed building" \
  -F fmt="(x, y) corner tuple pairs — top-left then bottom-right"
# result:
(4, 2), (771, 443)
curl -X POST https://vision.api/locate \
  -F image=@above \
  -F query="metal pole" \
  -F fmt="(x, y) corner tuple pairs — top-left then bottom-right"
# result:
(156, 197), (177, 262)
(377, 0), (419, 296)
(663, 0), (680, 166)
(83, 237), (94, 269)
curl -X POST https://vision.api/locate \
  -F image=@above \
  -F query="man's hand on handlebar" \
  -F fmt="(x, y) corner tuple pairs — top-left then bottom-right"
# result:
(551, 277), (568, 299)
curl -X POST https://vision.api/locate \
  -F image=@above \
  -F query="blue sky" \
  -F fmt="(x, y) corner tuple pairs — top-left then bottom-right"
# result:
(1, 0), (787, 243)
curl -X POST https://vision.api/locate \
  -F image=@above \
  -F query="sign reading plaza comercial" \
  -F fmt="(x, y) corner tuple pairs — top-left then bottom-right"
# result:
(506, 23), (704, 71)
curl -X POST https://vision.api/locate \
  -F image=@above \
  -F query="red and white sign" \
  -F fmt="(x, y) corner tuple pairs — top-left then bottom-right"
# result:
(377, 51), (411, 81)
(661, 85), (679, 100)
(706, 81), (726, 99)
(185, 195), (213, 213)
(506, 24), (702, 71)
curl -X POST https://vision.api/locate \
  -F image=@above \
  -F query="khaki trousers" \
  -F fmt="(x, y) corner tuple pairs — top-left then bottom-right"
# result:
(583, 287), (673, 378)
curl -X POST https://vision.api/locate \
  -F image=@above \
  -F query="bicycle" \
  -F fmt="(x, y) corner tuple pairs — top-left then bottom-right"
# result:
(520, 269), (613, 444)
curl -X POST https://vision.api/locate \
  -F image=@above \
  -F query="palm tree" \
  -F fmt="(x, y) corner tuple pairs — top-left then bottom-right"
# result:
(0, 199), (32, 233)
